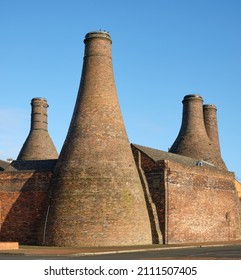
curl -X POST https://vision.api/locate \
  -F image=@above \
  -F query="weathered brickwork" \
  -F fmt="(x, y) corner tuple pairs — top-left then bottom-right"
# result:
(131, 145), (166, 242)
(203, 104), (227, 169)
(17, 98), (58, 161)
(132, 149), (163, 244)
(0, 171), (52, 244)
(169, 95), (227, 170)
(132, 144), (241, 244)
(0, 31), (240, 247)
(164, 161), (240, 244)
(1, 153), (239, 246)
(146, 173), (166, 242)
(203, 104), (220, 152)
(42, 31), (152, 247)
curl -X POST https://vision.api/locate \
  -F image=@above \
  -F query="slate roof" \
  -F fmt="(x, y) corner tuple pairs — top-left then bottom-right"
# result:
(131, 143), (217, 169)
(5, 159), (57, 171)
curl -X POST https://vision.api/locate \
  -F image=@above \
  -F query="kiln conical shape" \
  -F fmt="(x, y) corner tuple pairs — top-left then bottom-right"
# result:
(169, 94), (226, 169)
(203, 104), (227, 169)
(17, 98), (58, 160)
(43, 31), (152, 246)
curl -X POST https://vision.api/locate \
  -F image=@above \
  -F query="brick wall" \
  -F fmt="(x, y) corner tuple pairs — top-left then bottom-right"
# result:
(133, 145), (241, 244)
(1, 149), (240, 246)
(145, 162), (166, 243)
(165, 161), (241, 243)
(0, 171), (52, 244)
(131, 146), (166, 243)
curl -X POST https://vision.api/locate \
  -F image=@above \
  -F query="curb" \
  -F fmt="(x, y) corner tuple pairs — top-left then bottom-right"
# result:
(1, 242), (241, 258)
(72, 242), (241, 257)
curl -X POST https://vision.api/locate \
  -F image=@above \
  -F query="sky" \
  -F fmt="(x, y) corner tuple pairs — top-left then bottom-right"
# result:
(0, 0), (240, 179)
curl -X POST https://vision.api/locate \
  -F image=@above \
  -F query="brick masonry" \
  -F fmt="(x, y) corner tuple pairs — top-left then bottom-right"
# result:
(0, 171), (52, 244)
(131, 145), (167, 242)
(169, 95), (227, 170)
(17, 98), (58, 161)
(0, 148), (240, 246)
(163, 161), (240, 243)
(203, 104), (227, 169)
(0, 32), (240, 247)
(132, 144), (241, 244)
(42, 31), (153, 247)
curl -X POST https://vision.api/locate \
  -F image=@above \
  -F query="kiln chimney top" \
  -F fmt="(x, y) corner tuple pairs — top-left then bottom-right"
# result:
(84, 30), (112, 42)
(203, 104), (217, 110)
(183, 94), (203, 102)
(31, 97), (47, 103)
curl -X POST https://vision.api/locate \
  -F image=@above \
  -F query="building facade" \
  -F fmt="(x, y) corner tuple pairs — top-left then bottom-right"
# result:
(0, 31), (240, 246)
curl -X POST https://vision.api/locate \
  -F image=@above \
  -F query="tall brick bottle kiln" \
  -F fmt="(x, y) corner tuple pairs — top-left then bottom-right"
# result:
(42, 31), (152, 246)
(169, 94), (227, 169)
(203, 104), (226, 168)
(17, 98), (58, 160)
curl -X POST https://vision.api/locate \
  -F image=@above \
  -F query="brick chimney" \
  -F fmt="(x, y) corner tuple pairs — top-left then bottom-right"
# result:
(169, 94), (227, 169)
(17, 98), (58, 160)
(42, 31), (152, 246)
(203, 104), (227, 169)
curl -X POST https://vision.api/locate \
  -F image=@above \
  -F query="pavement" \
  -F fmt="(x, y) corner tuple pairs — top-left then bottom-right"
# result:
(1, 240), (241, 257)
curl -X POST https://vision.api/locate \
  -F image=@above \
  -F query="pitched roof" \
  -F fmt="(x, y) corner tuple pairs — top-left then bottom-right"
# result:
(6, 159), (57, 171)
(131, 143), (217, 169)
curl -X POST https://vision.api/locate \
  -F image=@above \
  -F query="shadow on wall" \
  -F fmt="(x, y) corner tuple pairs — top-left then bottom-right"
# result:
(0, 171), (52, 245)
(132, 147), (165, 244)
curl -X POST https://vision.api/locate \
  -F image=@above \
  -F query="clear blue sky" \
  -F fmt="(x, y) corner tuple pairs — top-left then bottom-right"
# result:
(0, 0), (240, 179)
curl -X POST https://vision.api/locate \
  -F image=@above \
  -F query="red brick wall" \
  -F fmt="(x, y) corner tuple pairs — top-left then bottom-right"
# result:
(0, 171), (52, 244)
(131, 147), (166, 242)
(145, 163), (166, 243)
(133, 149), (160, 173)
(132, 147), (241, 244)
(165, 161), (241, 243)
(1, 152), (240, 246)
